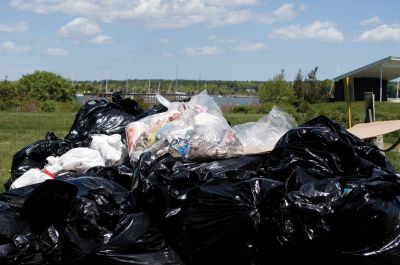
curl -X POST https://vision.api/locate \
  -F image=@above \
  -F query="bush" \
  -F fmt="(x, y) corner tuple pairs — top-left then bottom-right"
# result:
(232, 105), (249, 113)
(220, 104), (236, 113)
(298, 101), (313, 114)
(41, 101), (57, 112)
(0, 99), (42, 112)
(0, 99), (83, 112)
(57, 101), (83, 112)
(258, 70), (294, 104)
(18, 71), (73, 101)
(19, 100), (41, 112)
(0, 99), (18, 111)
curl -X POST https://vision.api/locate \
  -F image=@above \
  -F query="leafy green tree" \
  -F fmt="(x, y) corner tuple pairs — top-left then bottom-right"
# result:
(303, 66), (329, 103)
(307, 66), (319, 81)
(0, 80), (18, 98)
(18, 71), (72, 101)
(302, 66), (316, 103)
(293, 68), (304, 99)
(258, 69), (293, 103)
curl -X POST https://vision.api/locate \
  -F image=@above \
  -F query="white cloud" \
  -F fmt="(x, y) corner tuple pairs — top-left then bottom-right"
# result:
(208, 35), (235, 44)
(299, 4), (307, 11)
(270, 21), (344, 42)
(356, 24), (400, 42)
(208, 36), (266, 52)
(209, 11), (251, 27)
(233, 41), (266, 52)
(58, 18), (114, 45)
(207, 0), (257, 6)
(258, 3), (296, 24)
(8, 0), (277, 29)
(45, 47), (69, 56)
(161, 37), (170, 44)
(0, 22), (29, 32)
(183, 46), (223, 56)
(208, 36), (267, 53)
(57, 18), (100, 36)
(359, 16), (382, 26)
(89, 35), (113, 44)
(0, 41), (31, 54)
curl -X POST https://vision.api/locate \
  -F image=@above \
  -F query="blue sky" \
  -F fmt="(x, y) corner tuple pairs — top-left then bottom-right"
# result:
(1, 0), (400, 81)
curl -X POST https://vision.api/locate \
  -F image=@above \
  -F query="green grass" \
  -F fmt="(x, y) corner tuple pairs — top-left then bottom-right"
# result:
(311, 101), (400, 124)
(1, 105), (400, 191)
(0, 112), (76, 189)
(224, 113), (264, 126)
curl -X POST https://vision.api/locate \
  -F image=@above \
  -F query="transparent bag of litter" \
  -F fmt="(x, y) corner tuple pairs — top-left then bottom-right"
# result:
(126, 91), (233, 162)
(126, 92), (297, 162)
(233, 106), (298, 154)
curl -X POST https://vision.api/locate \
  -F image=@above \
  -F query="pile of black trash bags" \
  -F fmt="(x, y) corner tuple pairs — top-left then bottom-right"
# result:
(2, 92), (400, 265)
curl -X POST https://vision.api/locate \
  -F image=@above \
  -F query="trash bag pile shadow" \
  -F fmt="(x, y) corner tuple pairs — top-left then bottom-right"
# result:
(2, 91), (400, 265)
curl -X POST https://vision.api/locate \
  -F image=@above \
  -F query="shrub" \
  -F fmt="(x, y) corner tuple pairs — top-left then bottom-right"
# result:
(41, 101), (57, 112)
(57, 101), (83, 112)
(220, 104), (236, 113)
(18, 71), (73, 101)
(232, 105), (249, 113)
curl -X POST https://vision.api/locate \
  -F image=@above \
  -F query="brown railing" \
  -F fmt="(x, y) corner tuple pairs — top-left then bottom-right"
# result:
(82, 93), (192, 104)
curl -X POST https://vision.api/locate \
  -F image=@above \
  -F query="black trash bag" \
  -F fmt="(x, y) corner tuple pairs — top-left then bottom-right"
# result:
(90, 213), (185, 265)
(0, 180), (79, 265)
(277, 172), (400, 265)
(265, 116), (400, 264)
(59, 177), (133, 264)
(20, 180), (78, 229)
(134, 104), (167, 121)
(112, 92), (144, 116)
(57, 155), (135, 190)
(133, 152), (267, 223)
(0, 203), (62, 265)
(179, 178), (284, 265)
(267, 116), (395, 182)
(6, 132), (91, 190)
(91, 246), (184, 265)
(66, 92), (143, 140)
(60, 176), (184, 264)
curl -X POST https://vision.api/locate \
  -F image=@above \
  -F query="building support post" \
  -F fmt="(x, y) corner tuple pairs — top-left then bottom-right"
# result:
(380, 65), (383, 102)
(344, 76), (353, 128)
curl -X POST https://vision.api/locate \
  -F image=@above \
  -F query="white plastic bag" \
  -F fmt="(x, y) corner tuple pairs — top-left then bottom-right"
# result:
(46, 147), (105, 174)
(10, 168), (53, 189)
(233, 106), (297, 154)
(258, 106), (297, 130)
(10, 147), (106, 189)
(90, 134), (123, 166)
(233, 122), (282, 154)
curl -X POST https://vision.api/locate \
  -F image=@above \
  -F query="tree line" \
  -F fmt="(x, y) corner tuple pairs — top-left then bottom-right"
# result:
(1, 69), (335, 106)
(258, 66), (333, 104)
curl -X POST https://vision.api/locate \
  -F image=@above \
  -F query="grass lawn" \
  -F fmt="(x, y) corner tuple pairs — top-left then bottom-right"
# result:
(224, 113), (263, 125)
(0, 112), (76, 190)
(311, 101), (400, 124)
(1, 106), (400, 191)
